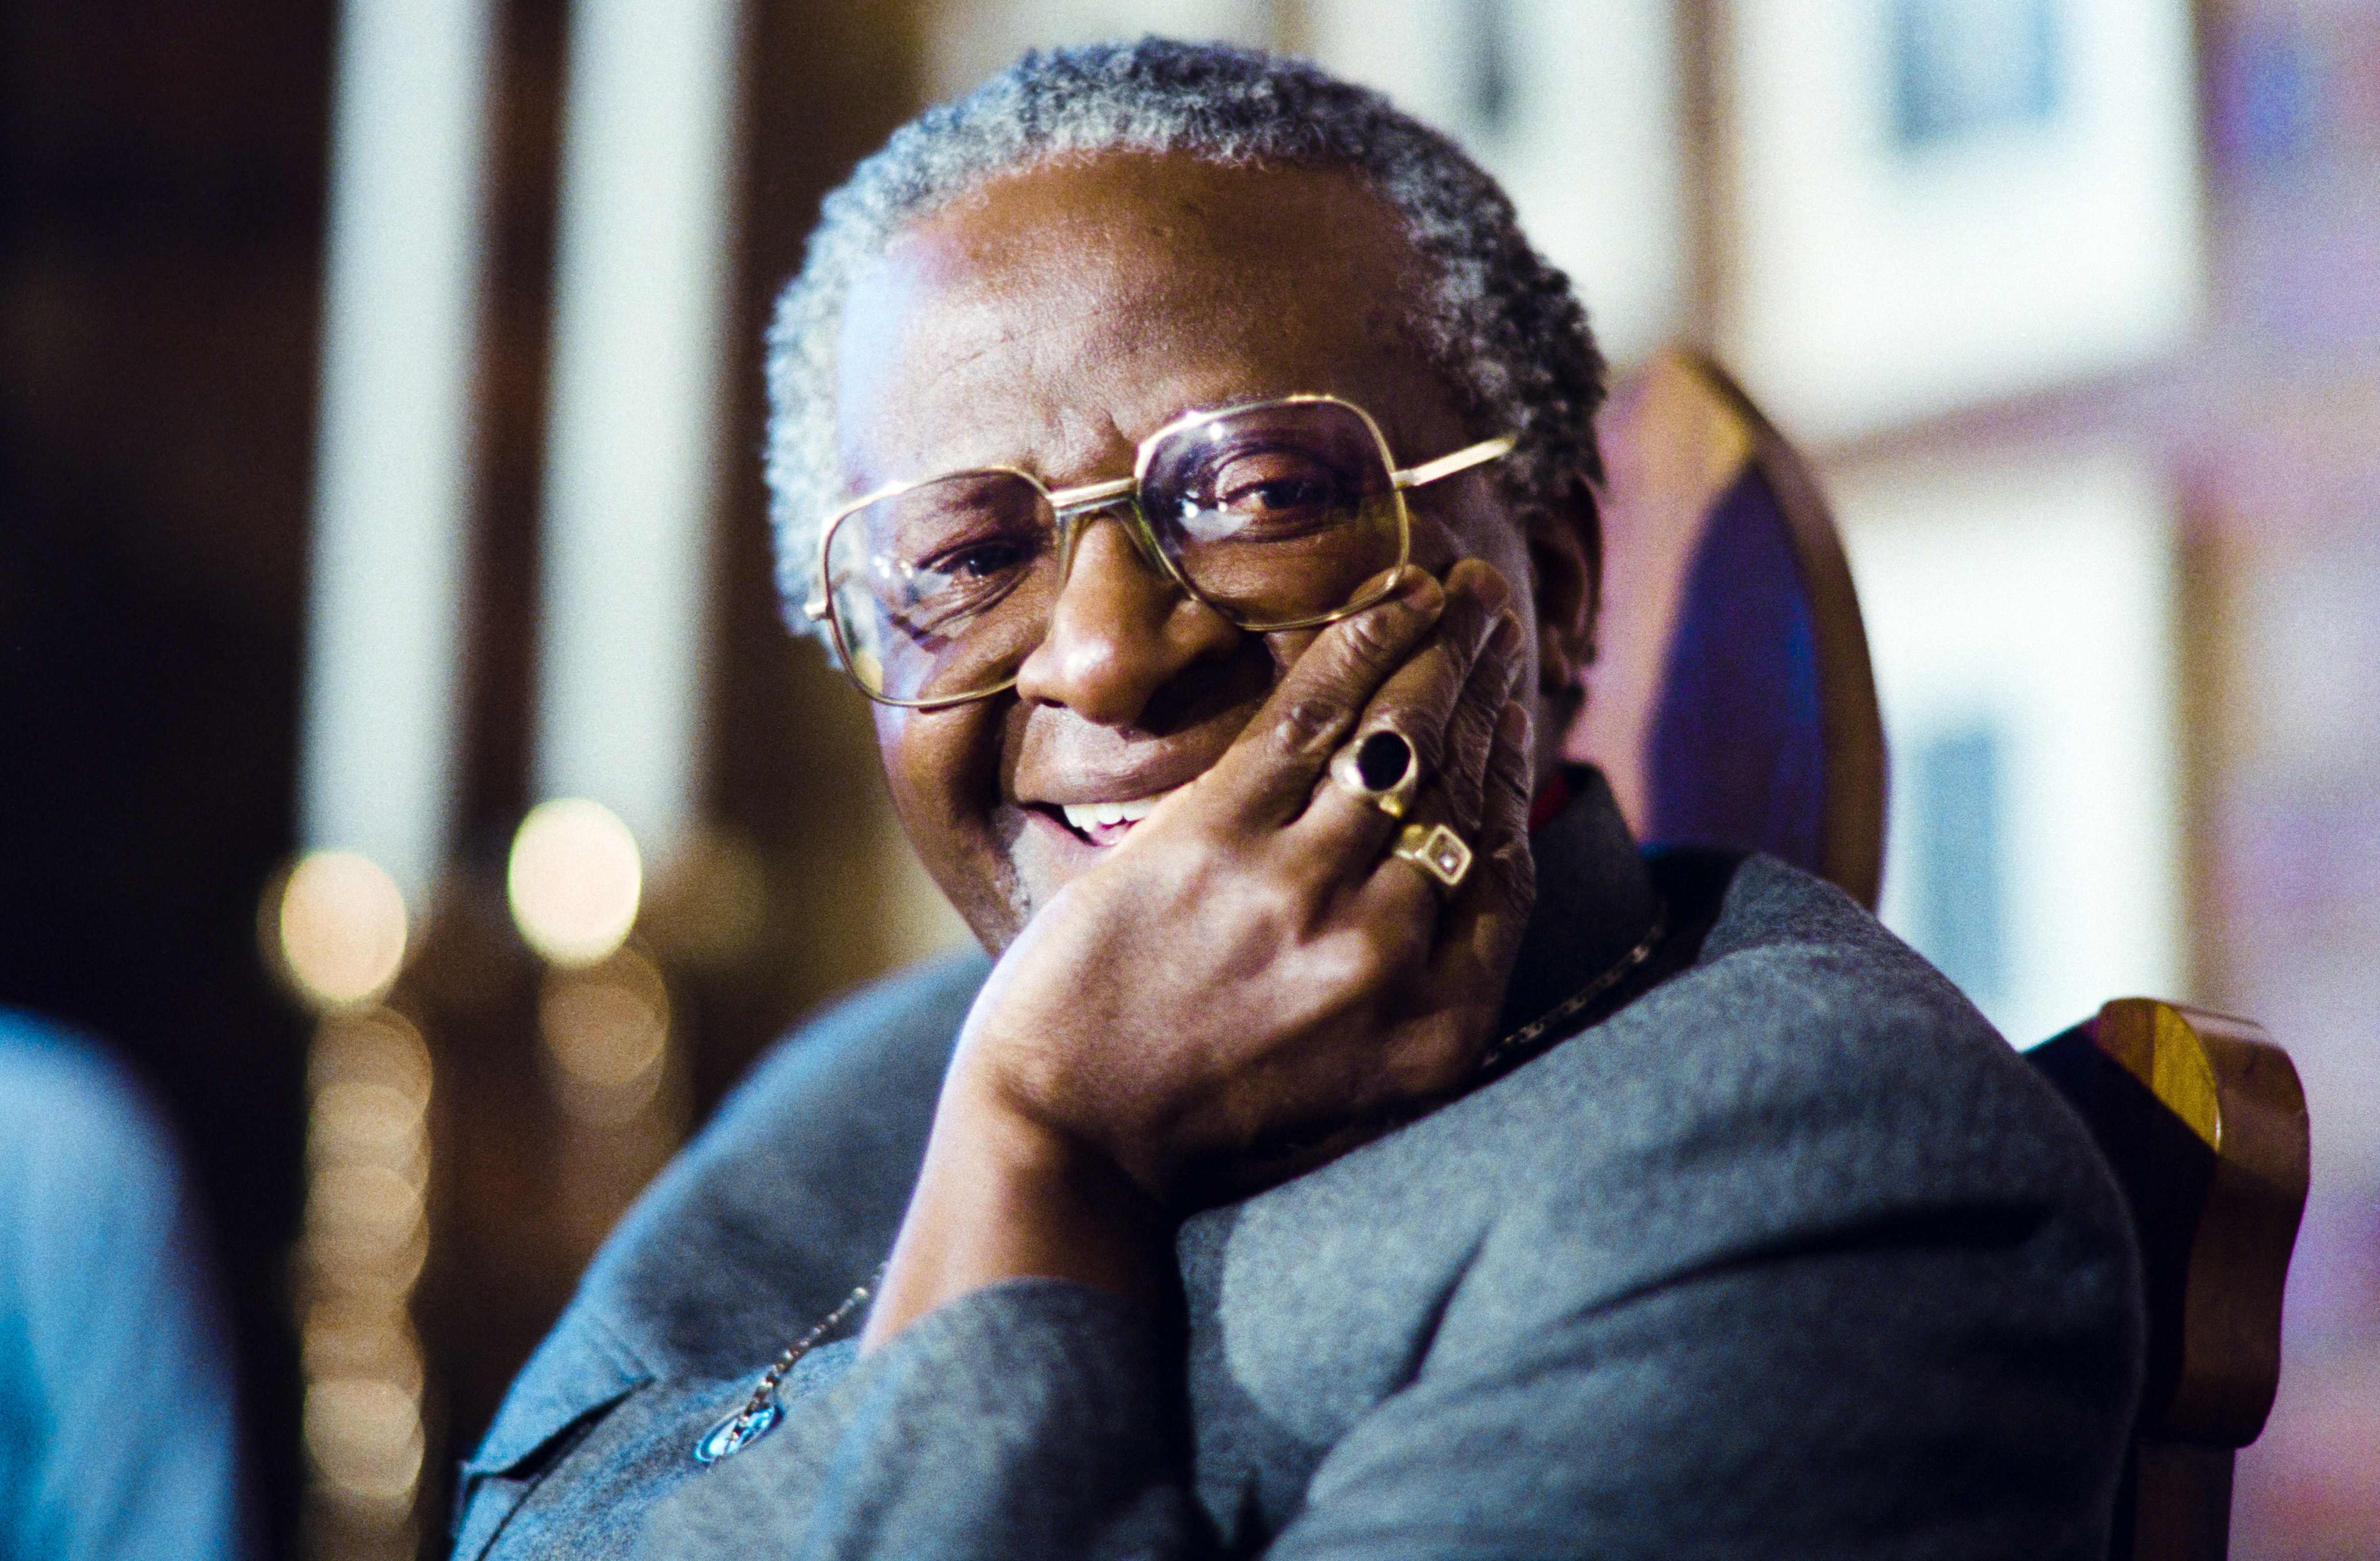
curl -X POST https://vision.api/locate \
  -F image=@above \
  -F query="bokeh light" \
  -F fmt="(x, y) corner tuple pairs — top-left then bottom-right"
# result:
(276, 850), (410, 1008)
(300, 1296), (424, 1396)
(303, 1374), (425, 1509)
(507, 798), (643, 966)
(311, 1007), (434, 1103)
(640, 824), (768, 969)
(297, 1006), (433, 1532)
(540, 945), (670, 1123)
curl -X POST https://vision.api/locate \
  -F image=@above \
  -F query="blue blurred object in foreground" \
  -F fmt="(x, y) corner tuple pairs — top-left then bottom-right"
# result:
(0, 1012), (247, 1561)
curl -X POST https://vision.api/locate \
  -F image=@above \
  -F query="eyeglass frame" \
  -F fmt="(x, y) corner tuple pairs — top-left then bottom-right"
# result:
(802, 392), (1518, 710)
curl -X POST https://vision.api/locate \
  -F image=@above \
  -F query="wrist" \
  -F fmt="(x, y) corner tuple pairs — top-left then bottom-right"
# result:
(862, 1067), (1169, 1350)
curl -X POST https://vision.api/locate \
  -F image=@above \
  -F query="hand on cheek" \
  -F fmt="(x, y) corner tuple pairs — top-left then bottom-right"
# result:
(865, 559), (1539, 1346)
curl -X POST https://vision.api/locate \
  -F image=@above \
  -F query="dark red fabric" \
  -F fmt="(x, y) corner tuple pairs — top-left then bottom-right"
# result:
(1528, 768), (1574, 836)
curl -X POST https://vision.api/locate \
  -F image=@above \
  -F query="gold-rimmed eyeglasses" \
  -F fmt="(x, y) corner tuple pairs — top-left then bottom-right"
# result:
(804, 393), (1515, 708)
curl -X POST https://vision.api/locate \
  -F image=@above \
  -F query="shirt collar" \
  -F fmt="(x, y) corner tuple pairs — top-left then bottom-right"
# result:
(1497, 765), (1662, 1037)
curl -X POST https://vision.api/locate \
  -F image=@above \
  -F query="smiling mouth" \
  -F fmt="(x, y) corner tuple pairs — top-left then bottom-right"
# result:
(1053, 780), (1194, 847)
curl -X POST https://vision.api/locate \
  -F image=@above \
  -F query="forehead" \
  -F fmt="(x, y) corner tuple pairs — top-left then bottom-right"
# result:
(833, 153), (1455, 490)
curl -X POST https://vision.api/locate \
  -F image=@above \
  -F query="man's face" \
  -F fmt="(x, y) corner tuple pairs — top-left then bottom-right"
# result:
(832, 152), (1580, 948)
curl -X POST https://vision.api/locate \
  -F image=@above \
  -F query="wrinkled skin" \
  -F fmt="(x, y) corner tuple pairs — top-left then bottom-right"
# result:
(829, 153), (1605, 1343)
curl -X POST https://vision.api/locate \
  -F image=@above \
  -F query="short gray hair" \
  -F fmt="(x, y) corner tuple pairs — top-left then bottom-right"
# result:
(765, 36), (1606, 633)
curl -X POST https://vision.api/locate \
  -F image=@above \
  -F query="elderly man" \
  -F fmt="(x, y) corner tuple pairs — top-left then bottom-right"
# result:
(452, 40), (2139, 1560)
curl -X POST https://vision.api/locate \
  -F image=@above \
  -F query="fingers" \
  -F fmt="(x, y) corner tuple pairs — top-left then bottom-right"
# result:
(1286, 568), (1519, 881)
(1424, 697), (1536, 988)
(1375, 652), (1522, 939)
(1330, 697), (1535, 1108)
(1196, 568), (1446, 827)
(1430, 613), (1524, 834)
(1236, 692), (1533, 1135)
(1340, 562), (1510, 807)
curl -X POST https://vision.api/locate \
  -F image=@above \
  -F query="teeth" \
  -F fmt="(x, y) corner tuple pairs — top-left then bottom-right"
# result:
(1061, 783), (1185, 837)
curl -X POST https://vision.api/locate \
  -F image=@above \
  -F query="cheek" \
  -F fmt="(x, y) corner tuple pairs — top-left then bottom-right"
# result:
(1410, 496), (1536, 609)
(880, 704), (990, 835)
(1409, 497), (1543, 672)
(877, 702), (1023, 937)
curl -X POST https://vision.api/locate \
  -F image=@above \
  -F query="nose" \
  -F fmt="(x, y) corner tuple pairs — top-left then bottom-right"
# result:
(1013, 512), (1240, 727)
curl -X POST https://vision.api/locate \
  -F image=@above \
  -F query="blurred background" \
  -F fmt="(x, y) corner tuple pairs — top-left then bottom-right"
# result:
(0, 0), (2372, 1556)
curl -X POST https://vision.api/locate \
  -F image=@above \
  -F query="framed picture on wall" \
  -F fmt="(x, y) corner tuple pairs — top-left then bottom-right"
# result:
(1716, 0), (2204, 441)
(1831, 445), (2187, 1047)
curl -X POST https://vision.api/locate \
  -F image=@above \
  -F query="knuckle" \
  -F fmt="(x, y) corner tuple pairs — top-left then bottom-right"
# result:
(1270, 696), (1345, 760)
(1487, 744), (1533, 804)
(1244, 876), (1313, 940)
(1331, 916), (1419, 993)
(1305, 936), (1381, 1000)
(1451, 697), (1500, 757)
(1498, 640), (1527, 696)
(1418, 633), (1475, 700)
(1334, 600), (1409, 667)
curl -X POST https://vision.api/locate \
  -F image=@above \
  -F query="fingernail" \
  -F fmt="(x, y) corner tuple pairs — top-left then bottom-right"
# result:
(1488, 609), (1523, 654)
(1472, 567), (1512, 613)
(1393, 568), (1445, 618)
(1501, 697), (1532, 742)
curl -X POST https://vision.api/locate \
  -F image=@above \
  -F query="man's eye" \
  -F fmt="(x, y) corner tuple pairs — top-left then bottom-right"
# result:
(1221, 475), (1334, 511)
(935, 539), (1028, 580)
(1211, 455), (1347, 514)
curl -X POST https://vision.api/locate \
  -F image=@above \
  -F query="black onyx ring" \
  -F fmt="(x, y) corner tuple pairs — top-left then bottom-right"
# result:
(1328, 730), (1422, 819)
(1391, 822), (1474, 892)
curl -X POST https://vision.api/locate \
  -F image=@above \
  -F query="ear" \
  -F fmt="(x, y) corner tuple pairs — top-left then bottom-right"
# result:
(1525, 469), (1601, 702)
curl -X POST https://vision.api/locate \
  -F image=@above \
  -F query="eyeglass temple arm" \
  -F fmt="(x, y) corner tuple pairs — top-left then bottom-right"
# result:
(1394, 435), (1516, 491)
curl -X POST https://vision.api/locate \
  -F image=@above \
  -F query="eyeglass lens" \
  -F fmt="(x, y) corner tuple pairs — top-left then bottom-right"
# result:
(824, 400), (1405, 704)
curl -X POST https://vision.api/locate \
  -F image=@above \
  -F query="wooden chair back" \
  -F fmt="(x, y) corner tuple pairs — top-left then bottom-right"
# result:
(2027, 1001), (2311, 1561)
(1567, 348), (1886, 909)
(1580, 350), (2312, 1561)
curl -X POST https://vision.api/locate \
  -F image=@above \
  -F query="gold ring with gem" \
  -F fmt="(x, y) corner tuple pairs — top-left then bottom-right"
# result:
(1391, 822), (1474, 891)
(1328, 730), (1422, 820)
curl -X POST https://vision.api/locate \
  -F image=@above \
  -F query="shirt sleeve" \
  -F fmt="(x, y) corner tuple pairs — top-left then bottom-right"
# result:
(637, 1190), (2134, 1561)
(640, 1279), (1196, 1561)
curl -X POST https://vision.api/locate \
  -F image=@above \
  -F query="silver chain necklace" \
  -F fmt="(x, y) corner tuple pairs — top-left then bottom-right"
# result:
(693, 1268), (884, 1463)
(691, 900), (1669, 1466)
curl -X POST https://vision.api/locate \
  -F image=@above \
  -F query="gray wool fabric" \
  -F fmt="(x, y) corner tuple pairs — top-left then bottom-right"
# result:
(452, 777), (2142, 1560)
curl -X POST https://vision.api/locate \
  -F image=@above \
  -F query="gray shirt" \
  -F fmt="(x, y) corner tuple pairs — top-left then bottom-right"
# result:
(453, 777), (2141, 1559)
